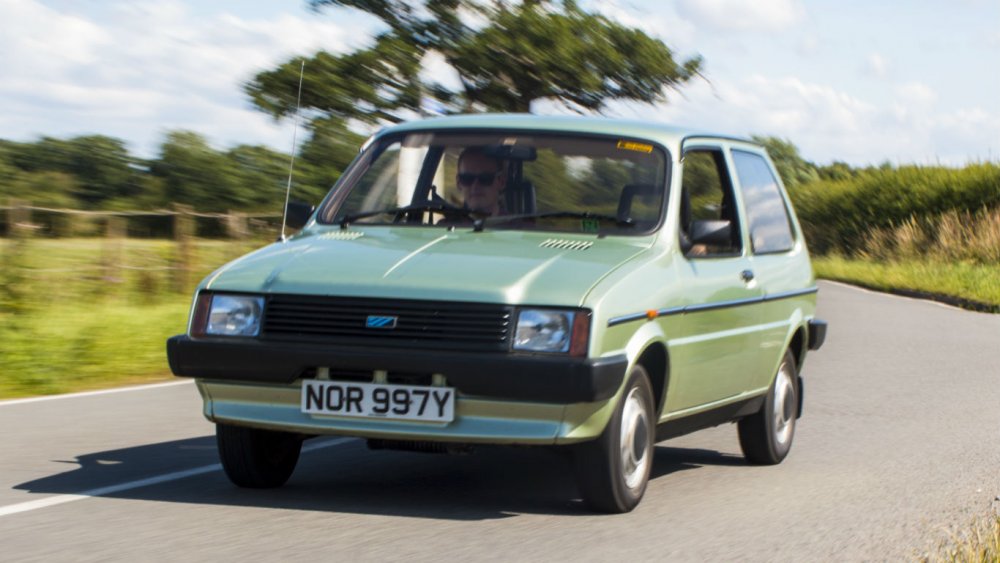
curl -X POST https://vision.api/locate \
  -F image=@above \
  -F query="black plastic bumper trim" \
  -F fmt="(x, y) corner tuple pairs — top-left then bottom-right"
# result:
(167, 335), (627, 404)
(807, 318), (827, 351)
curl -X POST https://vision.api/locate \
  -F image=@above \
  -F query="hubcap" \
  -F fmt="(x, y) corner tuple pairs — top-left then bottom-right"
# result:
(772, 362), (796, 446)
(620, 387), (651, 490)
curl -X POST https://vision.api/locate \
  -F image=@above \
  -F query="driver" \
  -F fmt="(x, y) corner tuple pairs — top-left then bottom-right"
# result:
(456, 147), (506, 216)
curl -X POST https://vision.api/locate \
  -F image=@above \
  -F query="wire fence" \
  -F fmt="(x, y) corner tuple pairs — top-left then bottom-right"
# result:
(1, 200), (284, 300)
(1, 201), (282, 239)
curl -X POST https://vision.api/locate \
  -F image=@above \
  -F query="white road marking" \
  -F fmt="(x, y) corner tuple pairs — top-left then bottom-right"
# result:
(0, 380), (195, 407)
(821, 279), (969, 312)
(0, 437), (355, 518)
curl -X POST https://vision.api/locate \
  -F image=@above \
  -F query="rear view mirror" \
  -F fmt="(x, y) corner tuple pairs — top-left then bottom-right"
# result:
(484, 145), (537, 161)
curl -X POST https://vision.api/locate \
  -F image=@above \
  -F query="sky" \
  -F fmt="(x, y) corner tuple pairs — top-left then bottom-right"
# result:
(1, 0), (998, 166)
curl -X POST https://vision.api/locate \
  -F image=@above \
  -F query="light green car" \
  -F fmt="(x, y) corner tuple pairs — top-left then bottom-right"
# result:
(167, 114), (826, 513)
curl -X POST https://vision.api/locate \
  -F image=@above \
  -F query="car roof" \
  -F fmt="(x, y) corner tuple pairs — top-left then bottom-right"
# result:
(378, 113), (751, 148)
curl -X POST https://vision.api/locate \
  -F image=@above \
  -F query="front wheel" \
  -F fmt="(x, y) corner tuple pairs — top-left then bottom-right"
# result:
(738, 350), (799, 465)
(574, 364), (656, 513)
(216, 423), (303, 488)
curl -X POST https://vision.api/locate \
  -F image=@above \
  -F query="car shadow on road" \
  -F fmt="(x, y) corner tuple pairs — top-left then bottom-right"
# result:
(650, 445), (746, 479)
(14, 436), (745, 520)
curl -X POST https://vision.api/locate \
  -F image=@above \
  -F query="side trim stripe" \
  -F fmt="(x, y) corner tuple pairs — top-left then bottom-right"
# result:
(607, 286), (818, 327)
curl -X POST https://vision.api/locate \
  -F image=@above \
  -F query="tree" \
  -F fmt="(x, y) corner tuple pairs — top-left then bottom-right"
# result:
(296, 117), (367, 203)
(247, 33), (423, 124)
(3, 135), (136, 208)
(246, 0), (702, 121)
(816, 161), (856, 182)
(226, 144), (295, 210)
(0, 145), (22, 199)
(151, 131), (245, 212)
(450, 3), (702, 112)
(751, 135), (819, 190)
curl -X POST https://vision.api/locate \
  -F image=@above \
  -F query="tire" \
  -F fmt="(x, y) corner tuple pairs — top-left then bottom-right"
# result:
(738, 350), (799, 465)
(216, 423), (303, 488)
(574, 364), (656, 513)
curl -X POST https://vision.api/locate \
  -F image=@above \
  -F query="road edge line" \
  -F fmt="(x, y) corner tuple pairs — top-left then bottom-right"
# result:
(0, 437), (354, 518)
(0, 380), (195, 407)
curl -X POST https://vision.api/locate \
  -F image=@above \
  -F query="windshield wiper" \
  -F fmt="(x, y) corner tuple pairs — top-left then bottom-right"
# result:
(473, 211), (635, 232)
(338, 203), (484, 228)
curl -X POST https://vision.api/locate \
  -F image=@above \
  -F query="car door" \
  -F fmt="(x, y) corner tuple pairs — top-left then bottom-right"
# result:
(668, 143), (764, 411)
(730, 147), (815, 391)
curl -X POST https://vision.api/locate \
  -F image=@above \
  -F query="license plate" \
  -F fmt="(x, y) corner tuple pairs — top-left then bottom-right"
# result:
(301, 380), (455, 423)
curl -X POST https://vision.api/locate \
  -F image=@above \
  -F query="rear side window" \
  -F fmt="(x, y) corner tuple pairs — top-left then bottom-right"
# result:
(732, 150), (794, 254)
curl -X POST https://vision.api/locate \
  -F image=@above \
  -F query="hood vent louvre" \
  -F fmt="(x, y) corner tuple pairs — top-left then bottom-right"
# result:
(318, 231), (364, 241)
(540, 238), (593, 251)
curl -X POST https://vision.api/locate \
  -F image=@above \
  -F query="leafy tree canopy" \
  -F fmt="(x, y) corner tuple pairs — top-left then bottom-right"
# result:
(3, 135), (136, 207)
(751, 135), (820, 190)
(151, 131), (245, 212)
(246, 0), (702, 121)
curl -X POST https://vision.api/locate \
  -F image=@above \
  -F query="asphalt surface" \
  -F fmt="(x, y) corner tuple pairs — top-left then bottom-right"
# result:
(2, 280), (999, 561)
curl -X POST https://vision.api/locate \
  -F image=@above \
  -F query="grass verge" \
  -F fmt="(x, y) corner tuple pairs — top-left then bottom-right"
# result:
(0, 237), (262, 399)
(923, 516), (1000, 563)
(0, 300), (189, 399)
(812, 256), (1000, 310)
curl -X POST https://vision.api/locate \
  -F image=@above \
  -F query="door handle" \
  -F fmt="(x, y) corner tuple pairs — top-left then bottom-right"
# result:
(740, 269), (755, 283)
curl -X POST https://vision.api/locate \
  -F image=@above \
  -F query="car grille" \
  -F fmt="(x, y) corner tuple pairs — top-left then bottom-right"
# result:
(262, 295), (513, 352)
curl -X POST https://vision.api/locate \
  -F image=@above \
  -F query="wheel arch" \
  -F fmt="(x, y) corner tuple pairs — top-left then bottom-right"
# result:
(635, 342), (669, 418)
(786, 324), (807, 419)
(621, 321), (670, 419)
(788, 324), (807, 370)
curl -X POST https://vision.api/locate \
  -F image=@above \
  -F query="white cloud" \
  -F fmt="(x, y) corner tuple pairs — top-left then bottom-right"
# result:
(866, 53), (889, 78)
(0, 0), (110, 73)
(2, 0), (996, 167)
(0, 0), (361, 156)
(592, 0), (699, 52)
(796, 35), (820, 57)
(603, 74), (998, 166)
(674, 0), (805, 32)
(894, 82), (937, 108)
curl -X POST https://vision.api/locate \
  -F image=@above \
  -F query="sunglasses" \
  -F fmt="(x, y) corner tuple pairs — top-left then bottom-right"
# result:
(457, 171), (499, 187)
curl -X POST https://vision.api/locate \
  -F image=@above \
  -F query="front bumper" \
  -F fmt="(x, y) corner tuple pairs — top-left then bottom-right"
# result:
(807, 319), (828, 351)
(167, 335), (628, 404)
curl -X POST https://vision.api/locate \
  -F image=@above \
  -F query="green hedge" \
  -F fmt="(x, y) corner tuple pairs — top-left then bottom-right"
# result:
(790, 163), (1000, 254)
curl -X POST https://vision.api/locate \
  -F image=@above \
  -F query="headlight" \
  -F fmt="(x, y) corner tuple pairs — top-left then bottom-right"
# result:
(514, 309), (589, 355)
(191, 294), (264, 337)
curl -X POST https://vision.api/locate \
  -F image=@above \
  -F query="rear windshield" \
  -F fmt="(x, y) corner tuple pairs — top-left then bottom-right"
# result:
(317, 131), (668, 236)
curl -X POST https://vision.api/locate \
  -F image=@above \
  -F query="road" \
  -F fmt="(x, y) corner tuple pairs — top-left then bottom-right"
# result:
(2, 281), (999, 561)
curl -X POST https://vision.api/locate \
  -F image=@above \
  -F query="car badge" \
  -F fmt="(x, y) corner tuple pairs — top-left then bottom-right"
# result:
(365, 315), (398, 329)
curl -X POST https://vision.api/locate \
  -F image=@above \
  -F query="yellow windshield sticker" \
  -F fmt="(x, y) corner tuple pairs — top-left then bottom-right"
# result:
(617, 140), (653, 154)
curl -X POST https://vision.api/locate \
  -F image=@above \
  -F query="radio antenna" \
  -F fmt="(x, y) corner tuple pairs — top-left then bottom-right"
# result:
(280, 59), (306, 242)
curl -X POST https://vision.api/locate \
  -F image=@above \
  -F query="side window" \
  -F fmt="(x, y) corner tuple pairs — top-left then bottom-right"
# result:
(680, 149), (742, 256)
(731, 150), (795, 254)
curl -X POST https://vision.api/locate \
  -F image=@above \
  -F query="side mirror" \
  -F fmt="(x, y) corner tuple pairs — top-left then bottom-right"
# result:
(689, 219), (732, 246)
(285, 200), (316, 230)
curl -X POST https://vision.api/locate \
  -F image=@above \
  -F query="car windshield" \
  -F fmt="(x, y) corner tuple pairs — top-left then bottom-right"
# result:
(318, 131), (668, 235)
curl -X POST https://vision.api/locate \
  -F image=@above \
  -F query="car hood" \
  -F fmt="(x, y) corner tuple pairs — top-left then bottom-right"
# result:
(203, 227), (652, 306)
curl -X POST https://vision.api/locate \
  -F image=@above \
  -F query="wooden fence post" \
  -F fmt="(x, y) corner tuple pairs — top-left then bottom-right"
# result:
(102, 215), (125, 283)
(3, 199), (31, 315)
(173, 204), (193, 293)
(226, 210), (248, 240)
(7, 198), (30, 238)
